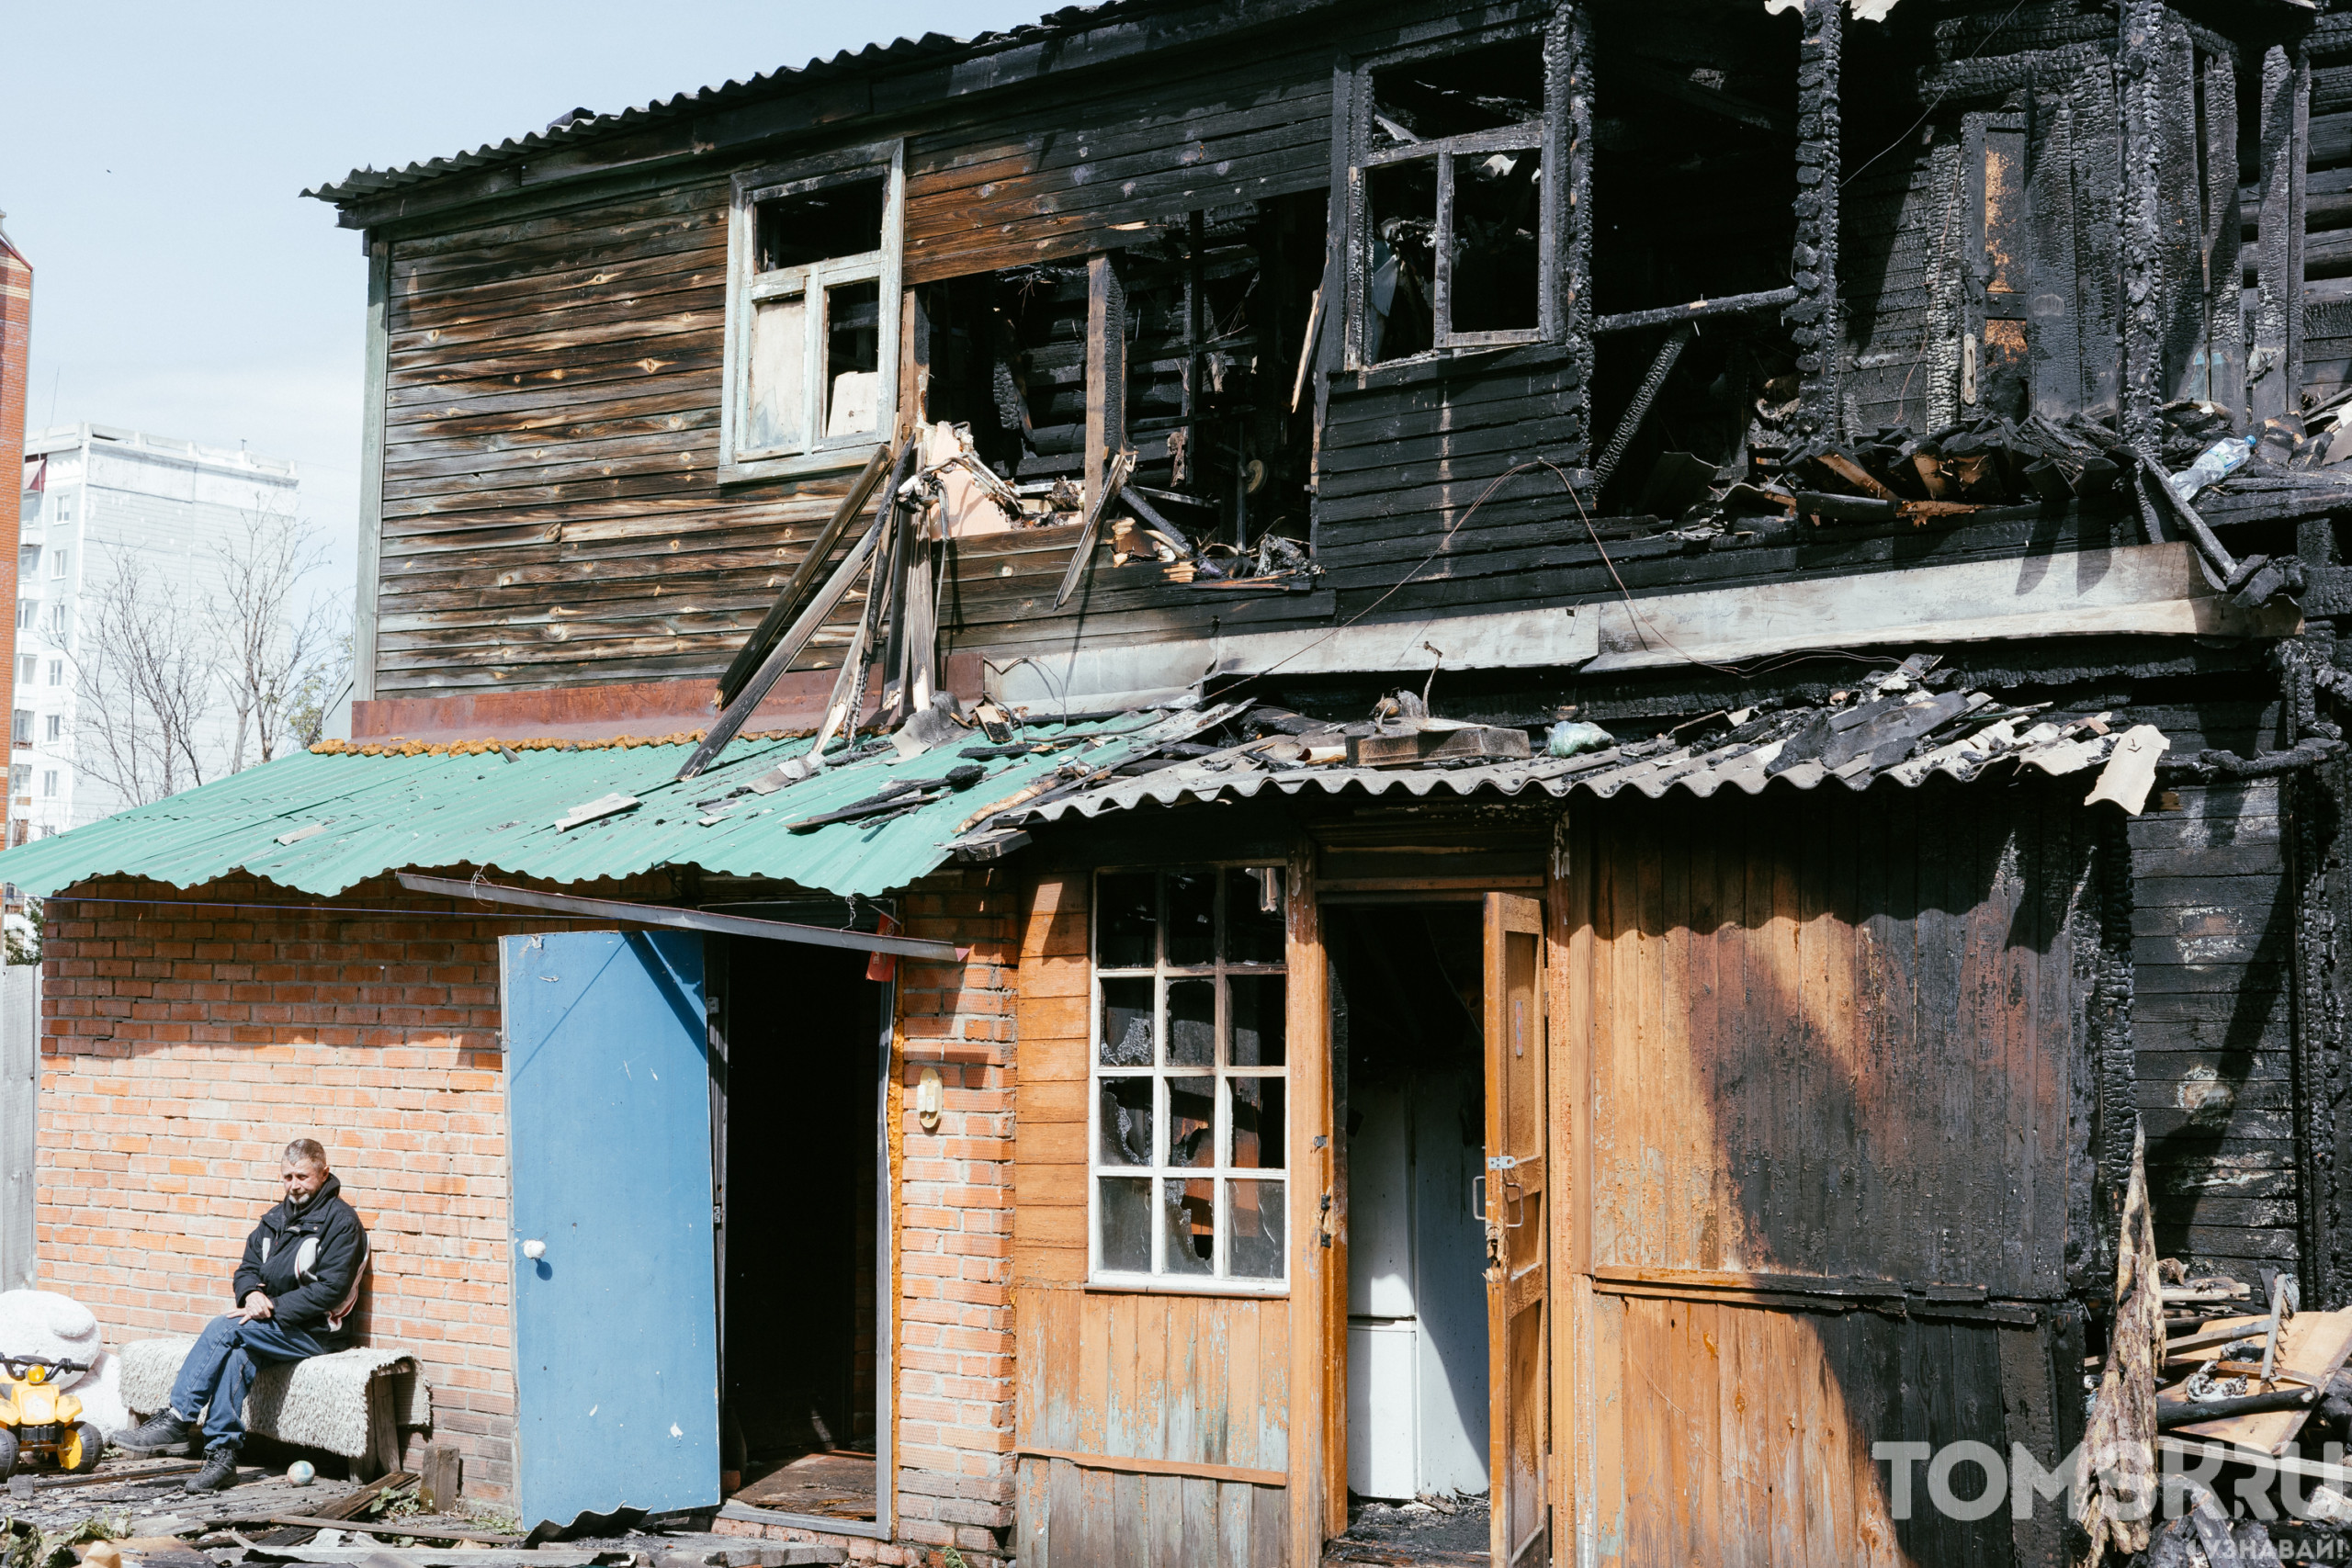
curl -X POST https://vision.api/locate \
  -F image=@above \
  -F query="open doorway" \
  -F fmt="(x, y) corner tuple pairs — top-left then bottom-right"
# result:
(1329, 903), (1492, 1560)
(715, 931), (890, 1529)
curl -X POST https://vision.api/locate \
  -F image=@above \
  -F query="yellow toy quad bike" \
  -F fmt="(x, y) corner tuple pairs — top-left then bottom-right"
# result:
(0, 1356), (104, 1475)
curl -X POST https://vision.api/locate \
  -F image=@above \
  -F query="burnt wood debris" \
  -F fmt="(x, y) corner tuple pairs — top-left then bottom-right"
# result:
(38, 0), (2352, 1563)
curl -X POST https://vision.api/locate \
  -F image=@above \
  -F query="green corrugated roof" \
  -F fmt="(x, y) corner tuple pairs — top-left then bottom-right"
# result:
(0, 717), (1164, 900)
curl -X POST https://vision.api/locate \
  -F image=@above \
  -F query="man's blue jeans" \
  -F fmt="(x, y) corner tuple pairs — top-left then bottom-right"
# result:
(168, 1314), (334, 1452)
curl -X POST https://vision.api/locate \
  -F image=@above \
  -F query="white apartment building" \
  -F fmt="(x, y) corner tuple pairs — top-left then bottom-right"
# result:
(15, 424), (300, 837)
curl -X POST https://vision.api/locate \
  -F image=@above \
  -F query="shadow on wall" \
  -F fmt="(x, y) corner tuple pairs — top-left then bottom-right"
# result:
(1573, 776), (2098, 1565)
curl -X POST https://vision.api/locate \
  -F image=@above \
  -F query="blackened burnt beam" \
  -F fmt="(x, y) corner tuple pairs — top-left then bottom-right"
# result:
(1787, 0), (1842, 438)
(1592, 288), (1800, 337)
(713, 443), (896, 706)
(1591, 323), (1694, 490)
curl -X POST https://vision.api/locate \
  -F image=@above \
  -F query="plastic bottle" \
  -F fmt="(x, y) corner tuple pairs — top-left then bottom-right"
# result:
(2167, 434), (2256, 504)
(1546, 720), (1615, 758)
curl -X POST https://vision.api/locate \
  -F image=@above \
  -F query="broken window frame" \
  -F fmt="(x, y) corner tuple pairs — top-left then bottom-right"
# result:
(1342, 17), (1566, 368)
(1089, 864), (1290, 1295)
(719, 140), (906, 483)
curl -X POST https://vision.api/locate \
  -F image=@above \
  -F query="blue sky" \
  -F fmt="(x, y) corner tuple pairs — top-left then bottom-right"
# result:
(0, 0), (1046, 604)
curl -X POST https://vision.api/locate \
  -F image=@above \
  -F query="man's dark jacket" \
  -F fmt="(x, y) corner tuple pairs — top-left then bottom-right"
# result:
(231, 1174), (368, 1336)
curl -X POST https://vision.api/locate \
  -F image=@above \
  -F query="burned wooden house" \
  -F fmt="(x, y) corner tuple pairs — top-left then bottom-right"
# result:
(17, 0), (2352, 1562)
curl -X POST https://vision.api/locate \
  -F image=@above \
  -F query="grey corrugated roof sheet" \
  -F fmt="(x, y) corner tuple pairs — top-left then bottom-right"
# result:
(999, 694), (2144, 829)
(302, 3), (1154, 205)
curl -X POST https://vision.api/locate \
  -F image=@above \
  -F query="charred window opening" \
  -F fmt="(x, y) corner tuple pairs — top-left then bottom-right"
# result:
(722, 143), (903, 481)
(1587, 1), (1801, 510)
(918, 193), (1324, 554)
(1351, 29), (1557, 365)
(756, 176), (886, 271)
(1966, 116), (2032, 421)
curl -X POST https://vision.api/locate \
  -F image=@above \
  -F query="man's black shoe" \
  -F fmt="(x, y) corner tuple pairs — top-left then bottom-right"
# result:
(119, 1412), (192, 1454)
(183, 1448), (238, 1493)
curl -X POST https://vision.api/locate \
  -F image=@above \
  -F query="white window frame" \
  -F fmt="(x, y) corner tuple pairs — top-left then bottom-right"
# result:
(718, 139), (905, 484)
(1089, 864), (1290, 1296)
(44, 603), (66, 640)
(49, 548), (67, 581)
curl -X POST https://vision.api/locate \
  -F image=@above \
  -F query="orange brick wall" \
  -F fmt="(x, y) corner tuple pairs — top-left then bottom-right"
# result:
(36, 870), (678, 1501)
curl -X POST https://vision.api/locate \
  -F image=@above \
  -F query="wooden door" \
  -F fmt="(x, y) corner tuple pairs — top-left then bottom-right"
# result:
(1484, 893), (1549, 1568)
(502, 931), (720, 1530)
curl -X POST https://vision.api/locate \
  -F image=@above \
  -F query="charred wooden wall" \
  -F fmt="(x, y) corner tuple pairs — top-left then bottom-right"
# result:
(2129, 779), (2302, 1286)
(2306, 24), (2352, 402)
(1557, 777), (2092, 1568)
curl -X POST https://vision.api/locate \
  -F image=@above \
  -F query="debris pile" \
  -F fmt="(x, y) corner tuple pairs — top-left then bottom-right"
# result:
(2076, 1130), (2352, 1566)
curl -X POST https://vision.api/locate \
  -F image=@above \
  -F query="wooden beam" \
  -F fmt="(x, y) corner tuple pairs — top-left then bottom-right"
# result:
(714, 444), (894, 705)
(1285, 835), (1336, 1566)
(1083, 254), (1126, 517)
(355, 234), (391, 705)
(1576, 541), (2301, 674)
(1014, 1448), (1286, 1489)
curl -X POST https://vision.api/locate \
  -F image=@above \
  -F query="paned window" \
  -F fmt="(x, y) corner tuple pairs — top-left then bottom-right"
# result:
(49, 549), (67, 581)
(1348, 28), (1563, 365)
(720, 141), (904, 482)
(44, 604), (65, 640)
(45, 661), (60, 688)
(1091, 865), (1289, 1290)
(41, 771), (57, 798)
(44, 715), (60, 742)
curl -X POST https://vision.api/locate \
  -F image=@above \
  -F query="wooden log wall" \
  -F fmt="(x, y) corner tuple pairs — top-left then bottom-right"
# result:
(2303, 44), (2352, 400)
(1012, 869), (1293, 1567)
(379, 180), (876, 697)
(2128, 778), (2303, 1283)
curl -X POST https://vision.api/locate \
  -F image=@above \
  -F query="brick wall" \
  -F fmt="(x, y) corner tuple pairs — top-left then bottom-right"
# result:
(37, 869), (674, 1501)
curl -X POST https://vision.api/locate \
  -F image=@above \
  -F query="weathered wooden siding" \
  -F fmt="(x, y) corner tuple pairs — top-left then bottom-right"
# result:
(902, 49), (1334, 285)
(379, 182), (874, 696)
(1556, 780), (2091, 1568)
(1012, 869), (1292, 1567)
(2305, 51), (2352, 399)
(2130, 779), (2302, 1279)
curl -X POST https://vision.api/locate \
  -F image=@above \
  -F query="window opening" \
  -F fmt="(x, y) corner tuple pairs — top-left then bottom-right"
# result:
(14, 658), (29, 688)
(40, 772), (56, 799)
(1587, 5), (1802, 509)
(43, 715), (59, 743)
(17, 547), (36, 580)
(46, 661), (61, 688)
(9, 712), (27, 747)
(1354, 32), (1552, 364)
(49, 549), (66, 581)
(1091, 866), (1288, 1288)
(724, 146), (904, 480)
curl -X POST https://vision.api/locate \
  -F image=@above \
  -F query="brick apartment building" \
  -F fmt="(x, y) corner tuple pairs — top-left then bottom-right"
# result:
(15, 2), (2352, 1566)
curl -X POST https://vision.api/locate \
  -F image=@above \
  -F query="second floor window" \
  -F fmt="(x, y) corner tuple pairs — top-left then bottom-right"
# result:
(720, 141), (905, 481)
(44, 604), (66, 640)
(1348, 27), (1561, 365)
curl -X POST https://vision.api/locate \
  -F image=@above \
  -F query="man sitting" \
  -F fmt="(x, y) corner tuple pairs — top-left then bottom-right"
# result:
(121, 1138), (368, 1492)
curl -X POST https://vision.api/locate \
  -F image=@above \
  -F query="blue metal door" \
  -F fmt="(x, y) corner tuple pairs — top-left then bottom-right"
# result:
(503, 931), (718, 1529)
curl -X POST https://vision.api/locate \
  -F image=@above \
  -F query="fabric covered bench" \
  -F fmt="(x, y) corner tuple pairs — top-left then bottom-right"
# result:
(118, 1337), (431, 1478)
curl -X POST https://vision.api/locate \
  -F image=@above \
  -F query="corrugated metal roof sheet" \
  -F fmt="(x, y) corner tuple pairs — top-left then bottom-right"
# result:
(1001, 694), (2144, 829)
(0, 716), (1173, 900)
(301, 2), (1162, 206)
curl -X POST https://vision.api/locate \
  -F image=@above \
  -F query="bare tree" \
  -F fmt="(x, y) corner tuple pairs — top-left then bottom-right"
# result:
(72, 554), (219, 808)
(210, 513), (337, 771)
(284, 621), (354, 751)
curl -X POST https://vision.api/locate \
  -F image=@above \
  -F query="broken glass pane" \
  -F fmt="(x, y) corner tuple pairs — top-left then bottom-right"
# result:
(1228, 976), (1286, 1067)
(1369, 36), (1545, 147)
(1164, 1178), (1215, 1275)
(825, 279), (883, 438)
(746, 294), (808, 452)
(1450, 146), (1542, 336)
(1168, 1077), (1216, 1168)
(1229, 1077), (1286, 1169)
(1168, 978), (1216, 1066)
(1098, 873), (1157, 968)
(1167, 871), (1216, 966)
(1226, 868), (1284, 964)
(758, 175), (886, 270)
(1227, 1179), (1285, 1280)
(1366, 159), (1438, 361)
(1099, 1177), (1151, 1273)
(1098, 978), (1155, 1066)
(1097, 1076), (1154, 1167)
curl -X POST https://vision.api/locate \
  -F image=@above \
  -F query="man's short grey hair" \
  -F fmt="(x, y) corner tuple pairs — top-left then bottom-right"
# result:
(284, 1138), (327, 1168)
